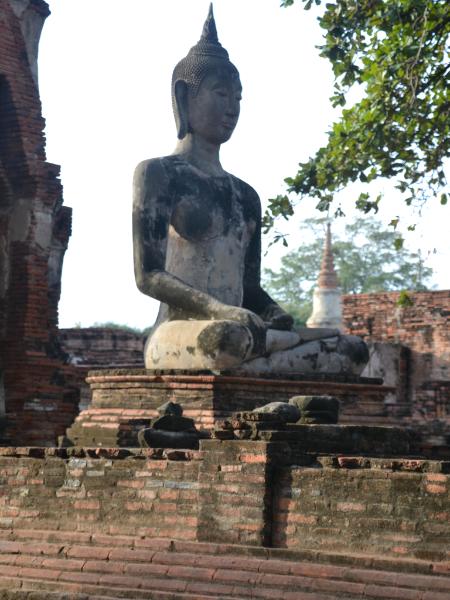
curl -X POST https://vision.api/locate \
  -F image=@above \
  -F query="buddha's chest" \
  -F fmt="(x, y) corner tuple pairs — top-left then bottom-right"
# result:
(169, 175), (254, 244)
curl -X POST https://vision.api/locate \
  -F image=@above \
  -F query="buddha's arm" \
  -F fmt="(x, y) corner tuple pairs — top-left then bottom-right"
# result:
(242, 189), (294, 331)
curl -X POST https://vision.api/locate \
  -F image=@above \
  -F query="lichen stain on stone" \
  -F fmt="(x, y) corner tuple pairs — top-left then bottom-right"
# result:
(197, 322), (226, 359)
(198, 321), (245, 360)
(304, 352), (319, 370)
(186, 346), (196, 355)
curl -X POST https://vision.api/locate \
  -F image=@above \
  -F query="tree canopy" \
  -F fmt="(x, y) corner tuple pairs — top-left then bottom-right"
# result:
(264, 0), (450, 234)
(263, 216), (433, 326)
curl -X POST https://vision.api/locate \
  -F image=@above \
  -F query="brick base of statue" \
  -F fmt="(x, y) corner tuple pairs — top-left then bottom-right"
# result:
(65, 368), (396, 447)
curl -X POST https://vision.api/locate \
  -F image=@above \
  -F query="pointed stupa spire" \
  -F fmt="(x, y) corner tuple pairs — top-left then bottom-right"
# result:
(318, 223), (339, 289)
(306, 222), (343, 330)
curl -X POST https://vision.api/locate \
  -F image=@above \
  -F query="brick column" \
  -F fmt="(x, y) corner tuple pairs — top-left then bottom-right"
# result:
(197, 440), (289, 546)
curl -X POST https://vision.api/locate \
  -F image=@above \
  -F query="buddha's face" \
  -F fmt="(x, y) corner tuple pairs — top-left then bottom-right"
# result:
(187, 68), (242, 145)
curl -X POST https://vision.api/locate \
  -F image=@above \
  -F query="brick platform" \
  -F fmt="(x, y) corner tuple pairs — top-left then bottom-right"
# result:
(65, 370), (395, 447)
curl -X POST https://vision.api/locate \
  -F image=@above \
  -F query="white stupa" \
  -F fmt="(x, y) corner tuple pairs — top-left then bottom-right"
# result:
(306, 223), (343, 331)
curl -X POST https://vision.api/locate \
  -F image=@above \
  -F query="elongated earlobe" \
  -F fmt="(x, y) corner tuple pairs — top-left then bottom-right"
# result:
(174, 80), (189, 140)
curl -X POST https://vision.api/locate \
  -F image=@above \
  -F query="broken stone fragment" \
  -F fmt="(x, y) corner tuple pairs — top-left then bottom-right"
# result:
(300, 409), (339, 424)
(151, 414), (196, 432)
(289, 395), (340, 413)
(253, 402), (300, 423)
(138, 428), (200, 450)
(138, 400), (202, 449)
(289, 395), (340, 424)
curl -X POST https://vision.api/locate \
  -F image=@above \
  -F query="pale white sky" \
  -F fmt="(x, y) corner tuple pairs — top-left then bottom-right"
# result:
(38, 0), (449, 329)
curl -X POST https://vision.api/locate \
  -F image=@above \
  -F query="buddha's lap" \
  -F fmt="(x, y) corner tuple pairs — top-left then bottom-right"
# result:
(144, 319), (368, 374)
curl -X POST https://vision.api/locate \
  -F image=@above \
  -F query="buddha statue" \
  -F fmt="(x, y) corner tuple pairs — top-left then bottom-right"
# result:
(133, 5), (368, 375)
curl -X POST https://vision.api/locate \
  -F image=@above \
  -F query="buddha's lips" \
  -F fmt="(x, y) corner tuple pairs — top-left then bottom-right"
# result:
(222, 121), (236, 130)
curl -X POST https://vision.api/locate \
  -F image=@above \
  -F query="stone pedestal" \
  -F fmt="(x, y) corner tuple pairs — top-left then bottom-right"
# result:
(65, 369), (395, 447)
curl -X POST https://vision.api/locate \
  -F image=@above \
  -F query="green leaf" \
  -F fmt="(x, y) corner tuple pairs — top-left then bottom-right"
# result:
(394, 237), (404, 251)
(389, 218), (399, 230)
(397, 291), (414, 308)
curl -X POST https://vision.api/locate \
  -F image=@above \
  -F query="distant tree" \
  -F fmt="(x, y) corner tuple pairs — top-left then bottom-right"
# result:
(264, 0), (450, 237)
(263, 216), (433, 326)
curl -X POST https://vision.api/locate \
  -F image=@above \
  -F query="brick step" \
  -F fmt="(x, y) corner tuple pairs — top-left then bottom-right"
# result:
(5, 567), (450, 600)
(1, 577), (352, 600)
(0, 532), (449, 599)
(1, 528), (450, 576)
(0, 576), (226, 600)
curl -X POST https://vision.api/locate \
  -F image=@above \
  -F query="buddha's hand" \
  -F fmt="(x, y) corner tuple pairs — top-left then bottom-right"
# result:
(260, 304), (294, 331)
(210, 304), (266, 357)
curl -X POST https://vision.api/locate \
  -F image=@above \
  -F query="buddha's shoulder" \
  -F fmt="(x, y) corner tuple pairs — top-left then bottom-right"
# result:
(134, 155), (177, 180)
(228, 173), (261, 207)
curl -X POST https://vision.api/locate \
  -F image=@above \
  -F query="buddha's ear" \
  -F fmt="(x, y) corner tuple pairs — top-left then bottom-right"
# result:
(174, 79), (189, 140)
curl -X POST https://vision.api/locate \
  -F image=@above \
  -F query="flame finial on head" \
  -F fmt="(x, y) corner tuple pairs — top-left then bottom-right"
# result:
(201, 3), (219, 44)
(191, 3), (229, 59)
(172, 2), (235, 96)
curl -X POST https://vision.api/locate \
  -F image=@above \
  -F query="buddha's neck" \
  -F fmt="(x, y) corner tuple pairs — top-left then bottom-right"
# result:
(173, 135), (225, 177)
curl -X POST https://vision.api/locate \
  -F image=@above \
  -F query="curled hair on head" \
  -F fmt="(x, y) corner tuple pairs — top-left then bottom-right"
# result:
(171, 3), (239, 139)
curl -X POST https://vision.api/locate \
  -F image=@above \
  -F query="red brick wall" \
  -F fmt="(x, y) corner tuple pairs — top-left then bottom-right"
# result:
(59, 328), (145, 368)
(343, 291), (450, 426)
(274, 459), (450, 560)
(0, 443), (449, 562)
(0, 0), (76, 445)
(0, 447), (200, 539)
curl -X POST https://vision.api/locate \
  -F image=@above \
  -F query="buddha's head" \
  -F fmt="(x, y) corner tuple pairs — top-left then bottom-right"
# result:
(172, 4), (242, 144)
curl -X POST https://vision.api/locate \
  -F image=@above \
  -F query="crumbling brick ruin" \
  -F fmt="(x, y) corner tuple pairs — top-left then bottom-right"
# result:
(344, 290), (450, 451)
(59, 327), (145, 411)
(0, 0), (77, 446)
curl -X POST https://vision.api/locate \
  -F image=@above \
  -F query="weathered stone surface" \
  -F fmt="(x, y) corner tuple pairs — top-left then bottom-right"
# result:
(289, 395), (340, 413)
(157, 400), (183, 417)
(138, 428), (200, 449)
(151, 414), (195, 432)
(138, 401), (202, 449)
(299, 415), (338, 424)
(253, 402), (300, 423)
(289, 395), (340, 424)
(259, 424), (411, 456)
